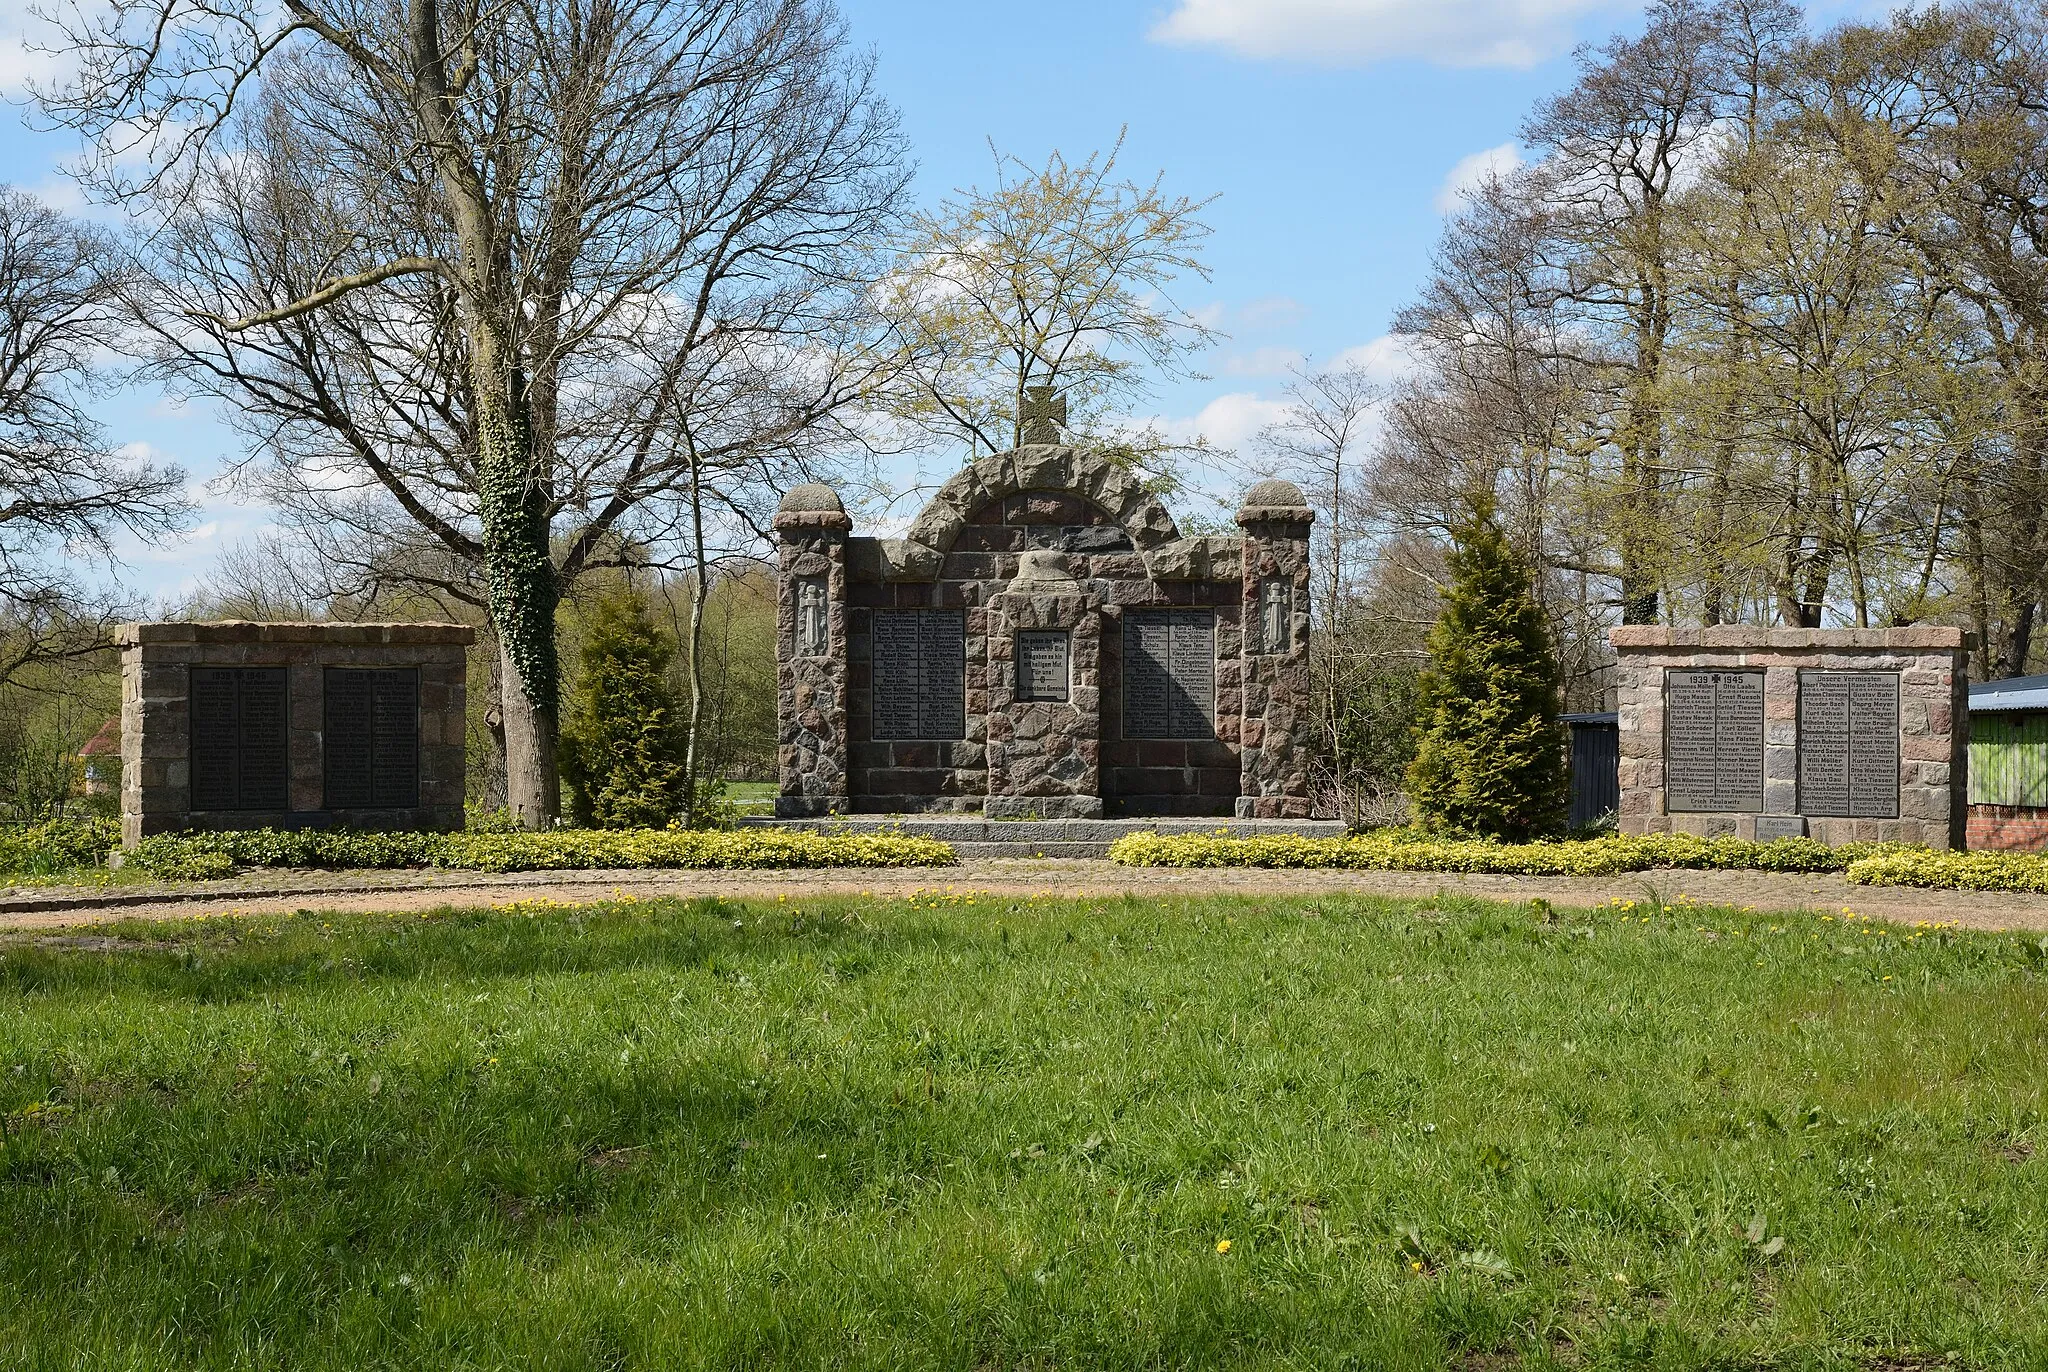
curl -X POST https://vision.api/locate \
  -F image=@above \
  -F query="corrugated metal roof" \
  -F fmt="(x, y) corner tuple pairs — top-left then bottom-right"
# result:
(1970, 674), (2048, 712)
(1561, 712), (1619, 726)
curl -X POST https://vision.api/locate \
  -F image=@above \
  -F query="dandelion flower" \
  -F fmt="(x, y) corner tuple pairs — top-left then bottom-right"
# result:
(1216, 1239), (1232, 1254)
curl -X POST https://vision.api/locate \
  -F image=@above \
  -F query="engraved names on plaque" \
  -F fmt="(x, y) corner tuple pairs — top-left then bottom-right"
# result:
(324, 668), (420, 810)
(190, 667), (290, 812)
(1797, 671), (1900, 818)
(1016, 631), (1070, 703)
(1124, 610), (1216, 740)
(871, 609), (966, 740)
(1663, 669), (1765, 813)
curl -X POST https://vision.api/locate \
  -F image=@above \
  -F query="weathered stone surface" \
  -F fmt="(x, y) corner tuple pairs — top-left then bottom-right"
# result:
(777, 463), (1319, 818)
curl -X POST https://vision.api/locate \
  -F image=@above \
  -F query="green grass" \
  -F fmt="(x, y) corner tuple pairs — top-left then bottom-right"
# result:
(1, 891), (2045, 1369)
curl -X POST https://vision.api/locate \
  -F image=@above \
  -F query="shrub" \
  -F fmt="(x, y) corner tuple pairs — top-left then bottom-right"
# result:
(1108, 830), (1883, 876)
(1844, 848), (2048, 893)
(125, 826), (954, 878)
(1406, 500), (1569, 840)
(0, 817), (121, 878)
(560, 591), (692, 829)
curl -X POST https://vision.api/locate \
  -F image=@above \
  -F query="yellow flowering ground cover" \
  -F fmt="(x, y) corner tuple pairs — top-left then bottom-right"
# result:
(1108, 829), (1884, 876)
(123, 825), (955, 878)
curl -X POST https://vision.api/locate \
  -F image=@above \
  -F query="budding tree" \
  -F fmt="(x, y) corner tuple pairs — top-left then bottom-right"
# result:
(878, 134), (1218, 472)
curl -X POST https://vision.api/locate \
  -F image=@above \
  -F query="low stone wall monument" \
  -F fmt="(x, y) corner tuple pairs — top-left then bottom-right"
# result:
(1612, 625), (1969, 848)
(118, 621), (473, 846)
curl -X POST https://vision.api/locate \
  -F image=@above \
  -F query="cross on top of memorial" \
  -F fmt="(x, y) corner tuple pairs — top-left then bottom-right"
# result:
(1020, 385), (1067, 445)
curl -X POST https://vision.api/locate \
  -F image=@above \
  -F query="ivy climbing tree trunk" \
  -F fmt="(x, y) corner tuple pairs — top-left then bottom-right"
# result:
(474, 368), (560, 828)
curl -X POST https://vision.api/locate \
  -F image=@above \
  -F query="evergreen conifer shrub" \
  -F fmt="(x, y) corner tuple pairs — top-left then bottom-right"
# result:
(1405, 500), (1570, 839)
(559, 592), (692, 828)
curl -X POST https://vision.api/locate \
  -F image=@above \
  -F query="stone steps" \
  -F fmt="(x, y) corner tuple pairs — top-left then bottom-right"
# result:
(742, 816), (1347, 860)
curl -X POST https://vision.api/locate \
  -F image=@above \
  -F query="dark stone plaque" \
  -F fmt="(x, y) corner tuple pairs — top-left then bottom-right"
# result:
(1664, 669), (1764, 813)
(1124, 610), (1216, 740)
(1755, 814), (1808, 842)
(1798, 671), (1900, 818)
(324, 668), (419, 809)
(870, 610), (966, 740)
(190, 667), (290, 812)
(1016, 631), (1070, 702)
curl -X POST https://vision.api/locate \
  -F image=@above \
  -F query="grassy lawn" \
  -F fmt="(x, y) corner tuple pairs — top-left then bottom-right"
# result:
(1, 891), (2044, 1369)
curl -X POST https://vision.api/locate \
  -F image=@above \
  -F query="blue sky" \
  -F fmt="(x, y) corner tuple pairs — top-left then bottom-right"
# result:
(0, 0), (1880, 600)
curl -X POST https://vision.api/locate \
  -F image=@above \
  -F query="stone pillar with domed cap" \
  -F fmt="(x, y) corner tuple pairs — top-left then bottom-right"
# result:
(774, 483), (852, 817)
(1236, 478), (1316, 818)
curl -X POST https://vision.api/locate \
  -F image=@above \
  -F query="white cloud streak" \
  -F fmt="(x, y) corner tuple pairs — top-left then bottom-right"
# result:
(1149, 0), (1633, 69)
(1435, 142), (1524, 212)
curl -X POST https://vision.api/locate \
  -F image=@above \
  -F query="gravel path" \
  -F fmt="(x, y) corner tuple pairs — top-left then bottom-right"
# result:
(1, 861), (2046, 931)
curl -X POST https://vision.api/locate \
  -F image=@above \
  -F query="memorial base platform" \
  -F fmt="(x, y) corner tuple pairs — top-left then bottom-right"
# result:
(739, 815), (1347, 860)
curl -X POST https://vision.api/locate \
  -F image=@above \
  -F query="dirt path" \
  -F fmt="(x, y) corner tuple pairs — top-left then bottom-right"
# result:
(2, 861), (2046, 932)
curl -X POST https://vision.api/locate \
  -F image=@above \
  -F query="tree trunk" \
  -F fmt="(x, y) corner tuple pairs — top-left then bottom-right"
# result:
(497, 635), (558, 827)
(471, 342), (561, 829)
(683, 431), (710, 826)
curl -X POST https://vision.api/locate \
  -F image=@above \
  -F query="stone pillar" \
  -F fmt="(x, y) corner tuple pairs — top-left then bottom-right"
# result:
(1235, 480), (1316, 819)
(774, 484), (853, 818)
(986, 552), (1104, 819)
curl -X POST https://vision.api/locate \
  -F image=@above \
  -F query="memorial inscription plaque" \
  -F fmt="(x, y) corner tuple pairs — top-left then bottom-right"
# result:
(190, 666), (290, 812)
(871, 609), (966, 740)
(1664, 669), (1765, 813)
(1797, 671), (1900, 818)
(324, 668), (420, 810)
(1016, 631), (1070, 703)
(1124, 610), (1216, 740)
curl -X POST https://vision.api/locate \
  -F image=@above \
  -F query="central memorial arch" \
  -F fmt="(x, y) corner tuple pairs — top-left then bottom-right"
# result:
(771, 444), (1318, 820)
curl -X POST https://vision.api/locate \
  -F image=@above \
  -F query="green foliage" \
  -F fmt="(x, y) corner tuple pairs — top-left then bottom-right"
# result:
(1, 893), (2046, 1363)
(0, 817), (120, 878)
(1846, 847), (2048, 892)
(1406, 501), (1569, 840)
(1110, 829), (1889, 875)
(560, 591), (691, 829)
(125, 826), (954, 878)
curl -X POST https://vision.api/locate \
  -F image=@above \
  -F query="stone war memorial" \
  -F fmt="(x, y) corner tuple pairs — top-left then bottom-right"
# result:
(772, 418), (1321, 822)
(1612, 625), (1970, 848)
(118, 621), (474, 846)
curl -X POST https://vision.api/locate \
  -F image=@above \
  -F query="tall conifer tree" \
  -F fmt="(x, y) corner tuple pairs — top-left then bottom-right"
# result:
(560, 593), (692, 830)
(1406, 500), (1570, 839)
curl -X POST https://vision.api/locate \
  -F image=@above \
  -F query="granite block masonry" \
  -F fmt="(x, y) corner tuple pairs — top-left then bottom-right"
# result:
(1611, 625), (1969, 849)
(117, 621), (474, 846)
(773, 446), (1320, 819)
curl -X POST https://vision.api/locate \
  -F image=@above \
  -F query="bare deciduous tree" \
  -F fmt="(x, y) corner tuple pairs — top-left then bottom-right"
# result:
(40, 0), (908, 826)
(0, 185), (189, 682)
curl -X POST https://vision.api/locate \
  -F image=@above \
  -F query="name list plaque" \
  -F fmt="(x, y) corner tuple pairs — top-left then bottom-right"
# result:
(871, 609), (966, 740)
(1797, 671), (1900, 818)
(190, 666), (290, 812)
(324, 667), (421, 810)
(1016, 631), (1070, 703)
(1663, 669), (1765, 813)
(1124, 610), (1216, 740)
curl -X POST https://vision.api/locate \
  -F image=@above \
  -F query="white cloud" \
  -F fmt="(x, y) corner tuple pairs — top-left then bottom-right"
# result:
(1221, 346), (1306, 378)
(1164, 392), (1292, 453)
(1331, 334), (1417, 386)
(1435, 142), (1523, 212)
(1237, 295), (1307, 330)
(1149, 0), (1631, 69)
